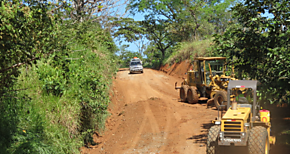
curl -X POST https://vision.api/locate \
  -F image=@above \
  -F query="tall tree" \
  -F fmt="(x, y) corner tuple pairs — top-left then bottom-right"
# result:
(141, 19), (175, 59)
(214, 0), (290, 104)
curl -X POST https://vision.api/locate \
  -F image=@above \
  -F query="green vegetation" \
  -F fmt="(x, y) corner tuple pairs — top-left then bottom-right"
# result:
(1, 0), (290, 152)
(213, 0), (290, 105)
(117, 45), (143, 68)
(114, 0), (237, 68)
(0, 0), (118, 153)
(165, 39), (214, 65)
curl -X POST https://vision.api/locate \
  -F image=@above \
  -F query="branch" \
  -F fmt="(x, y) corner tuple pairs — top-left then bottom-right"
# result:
(47, 3), (65, 14)
(0, 57), (38, 73)
(166, 4), (176, 20)
(0, 49), (59, 74)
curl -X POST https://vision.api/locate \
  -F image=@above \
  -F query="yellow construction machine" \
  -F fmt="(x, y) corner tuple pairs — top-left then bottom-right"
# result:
(207, 80), (275, 154)
(175, 57), (237, 108)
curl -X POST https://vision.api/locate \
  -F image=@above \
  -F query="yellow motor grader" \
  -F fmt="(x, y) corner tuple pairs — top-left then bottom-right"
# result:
(175, 57), (238, 108)
(207, 80), (275, 154)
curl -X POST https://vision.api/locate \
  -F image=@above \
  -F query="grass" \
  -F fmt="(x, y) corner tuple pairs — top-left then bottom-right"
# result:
(165, 38), (214, 65)
(0, 42), (117, 153)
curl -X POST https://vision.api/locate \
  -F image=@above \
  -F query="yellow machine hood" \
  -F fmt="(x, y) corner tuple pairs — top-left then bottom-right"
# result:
(222, 107), (251, 120)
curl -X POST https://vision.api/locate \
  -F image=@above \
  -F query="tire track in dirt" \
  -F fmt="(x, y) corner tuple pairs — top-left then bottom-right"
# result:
(124, 70), (179, 153)
(143, 73), (181, 153)
(120, 70), (166, 153)
(126, 114), (148, 152)
(148, 71), (212, 153)
(144, 100), (161, 134)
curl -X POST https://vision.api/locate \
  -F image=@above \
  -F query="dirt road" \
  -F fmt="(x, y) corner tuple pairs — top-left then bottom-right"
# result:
(82, 68), (289, 154)
(82, 68), (217, 154)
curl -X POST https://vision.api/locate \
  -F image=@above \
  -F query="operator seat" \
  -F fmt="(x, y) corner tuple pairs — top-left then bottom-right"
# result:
(237, 97), (248, 104)
(237, 97), (252, 109)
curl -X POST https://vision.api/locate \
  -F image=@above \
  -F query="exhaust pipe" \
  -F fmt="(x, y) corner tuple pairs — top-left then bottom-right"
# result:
(232, 101), (237, 110)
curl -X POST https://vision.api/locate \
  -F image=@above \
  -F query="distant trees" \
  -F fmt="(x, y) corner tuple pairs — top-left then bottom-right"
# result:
(120, 0), (237, 64)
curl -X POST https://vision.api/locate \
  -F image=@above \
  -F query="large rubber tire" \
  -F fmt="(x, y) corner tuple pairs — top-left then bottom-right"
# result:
(187, 87), (199, 104)
(206, 125), (221, 154)
(180, 86), (188, 102)
(248, 126), (270, 154)
(214, 91), (227, 110)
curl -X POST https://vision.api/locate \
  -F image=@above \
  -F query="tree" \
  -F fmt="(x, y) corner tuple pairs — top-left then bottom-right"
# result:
(143, 42), (163, 68)
(129, 0), (237, 40)
(141, 19), (175, 59)
(213, 0), (290, 104)
(124, 0), (238, 64)
(0, 0), (63, 95)
(113, 17), (145, 43)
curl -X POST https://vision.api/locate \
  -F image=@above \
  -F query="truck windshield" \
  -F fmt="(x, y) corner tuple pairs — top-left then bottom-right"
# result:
(131, 62), (141, 65)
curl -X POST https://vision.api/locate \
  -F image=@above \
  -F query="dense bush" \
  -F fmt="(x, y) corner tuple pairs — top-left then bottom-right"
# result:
(0, 0), (118, 153)
(213, 0), (290, 104)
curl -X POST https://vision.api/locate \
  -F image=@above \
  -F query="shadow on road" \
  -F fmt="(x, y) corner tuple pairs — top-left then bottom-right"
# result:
(128, 73), (143, 76)
(178, 99), (209, 106)
(187, 122), (213, 144)
(118, 68), (129, 71)
(266, 104), (290, 154)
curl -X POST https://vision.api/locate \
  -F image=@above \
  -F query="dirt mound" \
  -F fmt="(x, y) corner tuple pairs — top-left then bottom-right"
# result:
(160, 60), (193, 79)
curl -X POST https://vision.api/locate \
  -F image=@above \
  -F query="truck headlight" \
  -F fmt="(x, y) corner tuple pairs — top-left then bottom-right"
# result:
(215, 121), (221, 125)
(241, 132), (245, 138)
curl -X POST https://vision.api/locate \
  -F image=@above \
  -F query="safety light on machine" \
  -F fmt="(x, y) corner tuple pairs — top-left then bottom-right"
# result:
(226, 119), (236, 121)
(236, 85), (245, 88)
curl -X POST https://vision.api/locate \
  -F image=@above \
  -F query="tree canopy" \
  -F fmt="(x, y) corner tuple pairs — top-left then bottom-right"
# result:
(121, 0), (237, 64)
(213, 0), (290, 104)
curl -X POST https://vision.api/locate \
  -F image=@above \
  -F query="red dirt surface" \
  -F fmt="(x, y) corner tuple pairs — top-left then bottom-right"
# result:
(81, 68), (217, 154)
(160, 60), (192, 79)
(81, 66), (290, 154)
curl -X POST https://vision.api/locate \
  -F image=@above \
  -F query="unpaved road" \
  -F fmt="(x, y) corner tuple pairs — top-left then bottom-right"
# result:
(83, 68), (217, 154)
(82, 68), (289, 154)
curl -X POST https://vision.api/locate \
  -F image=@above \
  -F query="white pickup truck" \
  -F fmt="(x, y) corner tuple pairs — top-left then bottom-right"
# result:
(129, 57), (143, 74)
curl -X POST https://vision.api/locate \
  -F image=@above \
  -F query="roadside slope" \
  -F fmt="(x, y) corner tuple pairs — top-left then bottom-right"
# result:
(160, 60), (193, 79)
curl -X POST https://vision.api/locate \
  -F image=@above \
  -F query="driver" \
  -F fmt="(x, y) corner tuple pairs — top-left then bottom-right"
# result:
(236, 90), (252, 104)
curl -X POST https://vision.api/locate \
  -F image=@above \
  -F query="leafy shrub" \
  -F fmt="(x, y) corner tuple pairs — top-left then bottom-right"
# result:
(0, 0), (118, 153)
